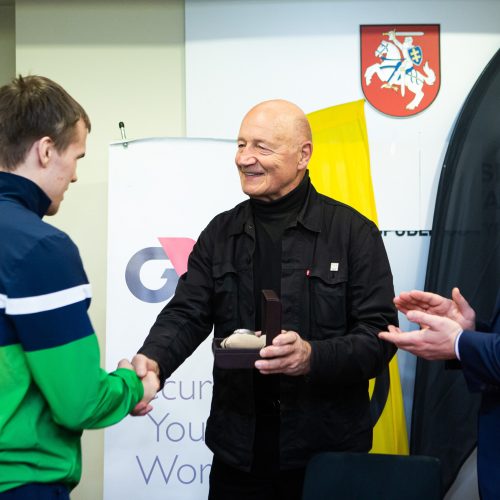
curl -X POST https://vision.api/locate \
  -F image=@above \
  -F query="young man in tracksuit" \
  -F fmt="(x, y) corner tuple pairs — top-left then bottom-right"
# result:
(0, 75), (159, 499)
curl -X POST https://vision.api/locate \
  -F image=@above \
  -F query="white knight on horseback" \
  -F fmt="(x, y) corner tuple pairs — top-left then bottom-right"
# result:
(364, 29), (436, 110)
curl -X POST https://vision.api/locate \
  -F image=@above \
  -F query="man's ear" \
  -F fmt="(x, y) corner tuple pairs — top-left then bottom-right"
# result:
(36, 136), (54, 167)
(298, 141), (312, 170)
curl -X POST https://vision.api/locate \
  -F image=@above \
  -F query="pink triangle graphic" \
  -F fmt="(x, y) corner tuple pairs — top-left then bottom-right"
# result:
(158, 237), (196, 277)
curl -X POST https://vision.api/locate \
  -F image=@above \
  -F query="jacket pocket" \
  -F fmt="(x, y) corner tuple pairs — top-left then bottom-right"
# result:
(212, 262), (238, 335)
(309, 268), (347, 336)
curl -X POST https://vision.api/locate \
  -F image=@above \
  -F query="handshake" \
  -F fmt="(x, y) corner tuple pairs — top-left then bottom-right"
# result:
(117, 354), (161, 417)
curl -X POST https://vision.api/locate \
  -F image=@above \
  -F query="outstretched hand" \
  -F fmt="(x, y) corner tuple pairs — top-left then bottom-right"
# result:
(378, 310), (463, 360)
(394, 287), (475, 330)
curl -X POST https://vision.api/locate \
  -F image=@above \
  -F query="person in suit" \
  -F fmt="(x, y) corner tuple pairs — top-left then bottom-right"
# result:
(379, 287), (500, 499)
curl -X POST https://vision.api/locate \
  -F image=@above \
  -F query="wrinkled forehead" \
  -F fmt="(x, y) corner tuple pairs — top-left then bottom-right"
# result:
(238, 107), (299, 145)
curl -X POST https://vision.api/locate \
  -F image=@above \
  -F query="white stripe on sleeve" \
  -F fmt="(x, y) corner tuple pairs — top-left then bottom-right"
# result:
(6, 284), (92, 315)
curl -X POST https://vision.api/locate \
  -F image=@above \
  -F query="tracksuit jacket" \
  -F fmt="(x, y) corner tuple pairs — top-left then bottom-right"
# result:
(0, 172), (143, 492)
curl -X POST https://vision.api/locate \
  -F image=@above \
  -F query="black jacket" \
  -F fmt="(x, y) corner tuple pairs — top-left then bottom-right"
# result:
(140, 182), (397, 470)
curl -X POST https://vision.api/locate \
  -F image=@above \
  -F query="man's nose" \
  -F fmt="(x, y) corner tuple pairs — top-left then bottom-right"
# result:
(237, 148), (256, 166)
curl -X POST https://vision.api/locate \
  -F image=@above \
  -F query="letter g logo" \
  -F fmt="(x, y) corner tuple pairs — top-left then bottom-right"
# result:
(125, 238), (195, 303)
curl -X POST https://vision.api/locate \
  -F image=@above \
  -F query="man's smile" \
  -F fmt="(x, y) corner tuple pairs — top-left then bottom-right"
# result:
(241, 169), (265, 177)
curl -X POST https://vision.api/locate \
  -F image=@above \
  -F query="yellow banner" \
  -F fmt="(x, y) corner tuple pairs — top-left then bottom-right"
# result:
(307, 100), (409, 455)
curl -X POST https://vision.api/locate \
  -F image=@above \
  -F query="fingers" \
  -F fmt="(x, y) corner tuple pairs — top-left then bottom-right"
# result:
(141, 371), (160, 405)
(393, 292), (409, 311)
(131, 354), (159, 378)
(255, 357), (287, 374)
(408, 289), (441, 305)
(379, 331), (422, 351)
(255, 332), (311, 375)
(378, 324), (404, 343)
(395, 290), (452, 319)
(259, 342), (294, 360)
(259, 331), (299, 358)
(117, 356), (160, 417)
(117, 355), (161, 417)
(131, 370), (160, 417)
(378, 323), (426, 351)
(406, 309), (441, 328)
(143, 370), (160, 393)
(406, 310), (460, 337)
(378, 330), (400, 344)
(394, 290), (428, 313)
(131, 354), (148, 377)
(118, 358), (133, 370)
(271, 330), (297, 346)
(388, 325), (401, 334)
(144, 370), (160, 387)
(130, 401), (153, 417)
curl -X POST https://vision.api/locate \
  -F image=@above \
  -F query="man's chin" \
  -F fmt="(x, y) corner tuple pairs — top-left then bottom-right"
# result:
(45, 203), (60, 216)
(242, 181), (265, 197)
(244, 190), (273, 202)
(243, 187), (262, 199)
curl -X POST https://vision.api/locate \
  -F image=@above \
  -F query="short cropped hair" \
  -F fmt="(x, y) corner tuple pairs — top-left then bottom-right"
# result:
(0, 75), (91, 170)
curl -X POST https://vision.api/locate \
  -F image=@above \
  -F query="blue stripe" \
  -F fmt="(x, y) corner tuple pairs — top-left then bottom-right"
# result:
(11, 300), (94, 351)
(0, 312), (18, 347)
(0, 206), (89, 298)
(5, 233), (89, 298)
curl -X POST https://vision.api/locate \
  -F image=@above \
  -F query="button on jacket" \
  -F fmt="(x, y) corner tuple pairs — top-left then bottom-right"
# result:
(139, 182), (397, 471)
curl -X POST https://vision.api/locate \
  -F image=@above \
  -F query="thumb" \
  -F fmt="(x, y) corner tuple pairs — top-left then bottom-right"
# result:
(131, 354), (148, 378)
(452, 287), (471, 311)
(388, 325), (401, 334)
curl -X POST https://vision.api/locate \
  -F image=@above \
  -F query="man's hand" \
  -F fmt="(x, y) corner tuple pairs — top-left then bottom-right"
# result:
(255, 330), (311, 376)
(131, 353), (160, 378)
(130, 354), (161, 416)
(378, 310), (463, 360)
(141, 370), (160, 405)
(394, 287), (475, 330)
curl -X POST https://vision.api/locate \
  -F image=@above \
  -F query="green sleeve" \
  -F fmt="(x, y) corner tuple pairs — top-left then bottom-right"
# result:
(27, 334), (144, 430)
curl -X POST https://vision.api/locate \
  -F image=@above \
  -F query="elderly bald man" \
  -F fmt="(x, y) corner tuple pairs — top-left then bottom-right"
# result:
(133, 100), (397, 499)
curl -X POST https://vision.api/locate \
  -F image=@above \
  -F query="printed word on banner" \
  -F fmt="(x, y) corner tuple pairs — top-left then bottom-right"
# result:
(105, 138), (243, 500)
(361, 24), (440, 117)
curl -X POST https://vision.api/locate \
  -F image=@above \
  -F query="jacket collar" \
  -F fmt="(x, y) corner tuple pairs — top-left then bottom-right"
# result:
(296, 181), (322, 233)
(0, 171), (51, 218)
(226, 174), (323, 236)
(227, 200), (254, 237)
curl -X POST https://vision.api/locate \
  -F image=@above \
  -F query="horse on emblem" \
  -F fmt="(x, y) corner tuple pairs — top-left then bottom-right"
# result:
(364, 38), (436, 110)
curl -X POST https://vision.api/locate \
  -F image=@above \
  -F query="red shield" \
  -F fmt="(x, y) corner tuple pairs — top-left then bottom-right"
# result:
(361, 25), (440, 117)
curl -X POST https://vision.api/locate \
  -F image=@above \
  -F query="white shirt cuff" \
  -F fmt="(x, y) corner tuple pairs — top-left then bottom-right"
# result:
(454, 328), (464, 360)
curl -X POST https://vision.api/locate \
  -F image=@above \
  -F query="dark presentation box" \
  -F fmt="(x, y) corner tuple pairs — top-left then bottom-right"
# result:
(212, 290), (281, 369)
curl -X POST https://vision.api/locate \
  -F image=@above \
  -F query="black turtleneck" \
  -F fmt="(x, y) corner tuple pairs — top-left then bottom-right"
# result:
(249, 171), (310, 474)
(250, 171), (310, 329)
